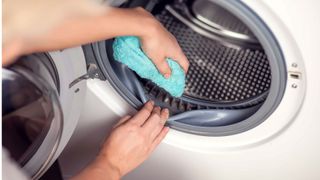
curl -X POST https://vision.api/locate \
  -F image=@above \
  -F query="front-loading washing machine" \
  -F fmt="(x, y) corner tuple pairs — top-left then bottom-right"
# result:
(55, 0), (320, 179)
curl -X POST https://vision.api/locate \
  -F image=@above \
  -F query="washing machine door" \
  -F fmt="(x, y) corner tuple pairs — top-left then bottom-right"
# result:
(2, 55), (63, 179)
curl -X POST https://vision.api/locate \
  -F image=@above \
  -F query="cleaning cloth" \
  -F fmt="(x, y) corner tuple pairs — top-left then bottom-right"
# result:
(113, 36), (185, 97)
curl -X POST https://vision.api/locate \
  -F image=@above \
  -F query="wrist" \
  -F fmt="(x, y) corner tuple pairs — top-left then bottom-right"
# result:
(71, 154), (121, 180)
(132, 7), (161, 39)
(94, 153), (121, 180)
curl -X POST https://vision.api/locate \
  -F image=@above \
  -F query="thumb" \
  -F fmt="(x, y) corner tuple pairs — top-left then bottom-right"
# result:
(154, 58), (172, 79)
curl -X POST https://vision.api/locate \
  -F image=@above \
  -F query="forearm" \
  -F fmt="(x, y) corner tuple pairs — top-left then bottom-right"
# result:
(71, 155), (120, 180)
(24, 7), (156, 54)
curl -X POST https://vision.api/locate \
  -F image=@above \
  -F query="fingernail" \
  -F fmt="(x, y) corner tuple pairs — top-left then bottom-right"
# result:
(164, 108), (170, 117)
(164, 73), (170, 79)
(149, 100), (154, 105)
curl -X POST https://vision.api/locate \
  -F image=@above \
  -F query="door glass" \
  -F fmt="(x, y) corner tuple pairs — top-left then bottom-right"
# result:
(2, 69), (55, 166)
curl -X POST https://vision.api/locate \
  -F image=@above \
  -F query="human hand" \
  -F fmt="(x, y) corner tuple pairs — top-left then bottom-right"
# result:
(72, 101), (169, 180)
(134, 8), (189, 78)
(94, 101), (169, 179)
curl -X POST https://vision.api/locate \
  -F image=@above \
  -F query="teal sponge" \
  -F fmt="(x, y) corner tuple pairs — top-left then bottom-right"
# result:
(113, 36), (185, 97)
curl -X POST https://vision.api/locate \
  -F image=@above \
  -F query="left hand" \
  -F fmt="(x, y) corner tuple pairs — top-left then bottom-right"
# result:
(72, 101), (170, 180)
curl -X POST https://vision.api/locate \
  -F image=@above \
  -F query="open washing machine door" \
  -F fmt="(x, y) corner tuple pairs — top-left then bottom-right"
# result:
(2, 56), (63, 179)
(2, 47), (87, 179)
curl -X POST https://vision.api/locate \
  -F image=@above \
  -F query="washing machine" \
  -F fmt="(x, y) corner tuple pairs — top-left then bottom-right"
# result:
(52, 0), (319, 179)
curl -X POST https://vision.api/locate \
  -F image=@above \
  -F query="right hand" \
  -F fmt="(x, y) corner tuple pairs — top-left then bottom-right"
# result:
(97, 101), (170, 179)
(134, 7), (190, 78)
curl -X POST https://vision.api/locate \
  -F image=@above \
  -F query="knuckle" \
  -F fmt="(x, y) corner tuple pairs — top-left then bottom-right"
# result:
(128, 124), (139, 131)
(144, 102), (153, 109)
(153, 106), (161, 111)
(151, 110), (160, 117)
(185, 60), (190, 66)
(134, 7), (145, 13)
(140, 105), (152, 114)
(151, 111), (160, 118)
(160, 115), (168, 121)
(182, 59), (189, 66)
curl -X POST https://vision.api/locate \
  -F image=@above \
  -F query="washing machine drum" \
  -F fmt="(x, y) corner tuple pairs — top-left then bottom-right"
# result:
(90, 0), (286, 136)
(2, 55), (62, 178)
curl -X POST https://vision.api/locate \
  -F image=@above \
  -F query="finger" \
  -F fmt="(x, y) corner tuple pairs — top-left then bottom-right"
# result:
(160, 108), (170, 125)
(141, 106), (161, 134)
(154, 58), (172, 79)
(152, 106), (161, 115)
(113, 115), (131, 129)
(149, 127), (170, 153)
(130, 100), (154, 126)
(150, 108), (169, 140)
(174, 52), (189, 74)
(180, 54), (190, 73)
(143, 107), (168, 140)
(143, 106), (161, 128)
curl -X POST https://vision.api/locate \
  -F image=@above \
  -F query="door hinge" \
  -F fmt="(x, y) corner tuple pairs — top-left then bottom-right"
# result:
(69, 64), (100, 88)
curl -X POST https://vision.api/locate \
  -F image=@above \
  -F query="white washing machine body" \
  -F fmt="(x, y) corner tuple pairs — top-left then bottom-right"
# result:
(47, 47), (88, 161)
(58, 0), (320, 179)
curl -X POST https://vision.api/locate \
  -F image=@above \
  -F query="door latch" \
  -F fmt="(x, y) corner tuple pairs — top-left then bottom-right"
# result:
(69, 64), (99, 88)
